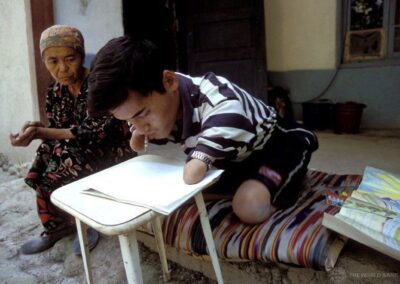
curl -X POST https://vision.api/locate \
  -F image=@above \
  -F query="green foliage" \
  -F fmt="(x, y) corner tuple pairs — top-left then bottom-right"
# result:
(350, 0), (383, 30)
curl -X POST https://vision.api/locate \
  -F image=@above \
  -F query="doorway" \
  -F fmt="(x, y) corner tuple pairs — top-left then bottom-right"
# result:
(122, 0), (268, 100)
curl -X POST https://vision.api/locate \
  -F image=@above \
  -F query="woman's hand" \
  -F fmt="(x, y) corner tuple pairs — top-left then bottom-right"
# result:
(10, 125), (40, 147)
(129, 129), (146, 152)
(20, 121), (44, 135)
(10, 124), (74, 147)
(183, 158), (208, 184)
(10, 121), (44, 147)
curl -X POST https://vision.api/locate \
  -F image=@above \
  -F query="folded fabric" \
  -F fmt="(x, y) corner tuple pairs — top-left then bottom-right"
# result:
(139, 170), (362, 271)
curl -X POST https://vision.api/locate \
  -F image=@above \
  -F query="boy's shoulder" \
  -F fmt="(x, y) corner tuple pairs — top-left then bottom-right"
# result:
(181, 72), (238, 106)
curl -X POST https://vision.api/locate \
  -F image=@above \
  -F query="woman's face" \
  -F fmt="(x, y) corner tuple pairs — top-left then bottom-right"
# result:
(42, 46), (83, 86)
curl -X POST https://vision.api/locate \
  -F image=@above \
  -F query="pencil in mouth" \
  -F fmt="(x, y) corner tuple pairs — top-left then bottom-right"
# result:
(144, 135), (148, 153)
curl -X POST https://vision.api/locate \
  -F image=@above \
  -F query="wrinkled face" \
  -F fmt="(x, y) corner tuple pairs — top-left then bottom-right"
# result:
(42, 46), (83, 86)
(111, 90), (180, 140)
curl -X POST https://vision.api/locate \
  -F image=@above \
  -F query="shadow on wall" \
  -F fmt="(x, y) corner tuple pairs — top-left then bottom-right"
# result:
(84, 53), (95, 68)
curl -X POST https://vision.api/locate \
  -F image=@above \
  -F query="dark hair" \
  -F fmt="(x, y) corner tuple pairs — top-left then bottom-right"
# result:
(87, 37), (166, 116)
(267, 86), (294, 121)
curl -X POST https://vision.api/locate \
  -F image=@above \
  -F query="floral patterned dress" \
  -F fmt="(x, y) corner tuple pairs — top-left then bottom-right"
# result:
(25, 78), (135, 232)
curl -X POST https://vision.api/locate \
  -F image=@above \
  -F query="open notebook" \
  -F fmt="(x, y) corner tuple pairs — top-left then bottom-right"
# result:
(70, 154), (223, 215)
(322, 166), (400, 261)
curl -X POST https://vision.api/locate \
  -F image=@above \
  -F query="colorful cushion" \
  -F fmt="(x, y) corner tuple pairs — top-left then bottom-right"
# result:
(139, 170), (362, 271)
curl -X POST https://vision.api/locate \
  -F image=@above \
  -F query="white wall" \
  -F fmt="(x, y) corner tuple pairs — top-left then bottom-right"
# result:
(53, 0), (123, 56)
(265, 0), (338, 71)
(0, 0), (40, 164)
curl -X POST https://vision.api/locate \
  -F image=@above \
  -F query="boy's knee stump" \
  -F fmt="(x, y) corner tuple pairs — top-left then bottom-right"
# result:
(232, 179), (275, 224)
(233, 201), (273, 224)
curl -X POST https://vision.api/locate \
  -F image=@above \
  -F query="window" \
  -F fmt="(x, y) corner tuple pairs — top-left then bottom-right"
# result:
(391, 0), (400, 53)
(343, 0), (400, 62)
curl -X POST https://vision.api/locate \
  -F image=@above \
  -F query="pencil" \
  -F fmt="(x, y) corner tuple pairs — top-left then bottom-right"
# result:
(144, 135), (148, 153)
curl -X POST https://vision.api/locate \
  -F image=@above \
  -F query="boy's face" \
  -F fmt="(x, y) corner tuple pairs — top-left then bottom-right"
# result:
(111, 86), (180, 140)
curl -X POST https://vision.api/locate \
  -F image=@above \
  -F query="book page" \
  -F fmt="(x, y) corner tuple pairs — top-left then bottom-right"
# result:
(342, 194), (399, 218)
(357, 166), (400, 200)
(351, 191), (400, 214)
(335, 208), (400, 251)
(322, 213), (400, 261)
(81, 155), (224, 215)
(332, 167), (400, 252)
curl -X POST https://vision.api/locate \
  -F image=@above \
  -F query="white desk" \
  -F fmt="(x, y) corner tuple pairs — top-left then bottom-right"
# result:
(51, 184), (224, 283)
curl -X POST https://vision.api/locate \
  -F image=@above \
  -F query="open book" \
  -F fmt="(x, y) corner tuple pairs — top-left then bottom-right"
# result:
(322, 166), (400, 261)
(75, 154), (223, 215)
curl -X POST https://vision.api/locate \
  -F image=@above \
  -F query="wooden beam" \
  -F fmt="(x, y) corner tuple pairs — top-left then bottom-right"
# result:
(29, 0), (54, 123)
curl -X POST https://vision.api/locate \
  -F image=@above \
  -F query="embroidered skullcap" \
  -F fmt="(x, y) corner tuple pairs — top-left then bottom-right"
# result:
(39, 25), (85, 57)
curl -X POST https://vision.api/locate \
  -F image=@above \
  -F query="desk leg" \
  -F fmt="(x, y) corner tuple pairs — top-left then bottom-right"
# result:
(194, 192), (224, 284)
(76, 219), (93, 284)
(119, 231), (143, 284)
(151, 216), (171, 281)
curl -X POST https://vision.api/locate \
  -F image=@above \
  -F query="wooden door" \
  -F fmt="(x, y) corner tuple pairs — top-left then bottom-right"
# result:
(175, 0), (268, 101)
(30, 0), (54, 123)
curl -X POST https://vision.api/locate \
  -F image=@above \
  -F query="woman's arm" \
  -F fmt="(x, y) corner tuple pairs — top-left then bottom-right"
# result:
(10, 126), (74, 147)
(20, 121), (45, 134)
(35, 127), (74, 140)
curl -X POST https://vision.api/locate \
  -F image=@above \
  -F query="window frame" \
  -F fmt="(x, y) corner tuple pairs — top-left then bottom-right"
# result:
(342, 0), (400, 64)
(387, 0), (400, 57)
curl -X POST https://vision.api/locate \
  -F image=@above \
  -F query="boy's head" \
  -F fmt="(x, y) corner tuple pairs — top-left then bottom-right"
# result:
(88, 36), (180, 139)
(88, 37), (165, 116)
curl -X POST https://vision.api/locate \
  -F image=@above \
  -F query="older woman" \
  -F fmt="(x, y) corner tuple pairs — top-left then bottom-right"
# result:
(9, 25), (135, 254)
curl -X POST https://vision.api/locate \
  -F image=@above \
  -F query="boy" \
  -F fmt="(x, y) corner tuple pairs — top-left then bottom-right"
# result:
(88, 37), (318, 224)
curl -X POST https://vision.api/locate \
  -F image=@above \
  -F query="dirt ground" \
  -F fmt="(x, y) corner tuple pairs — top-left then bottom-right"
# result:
(0, 167), (218, 284)
(2, 168), (400, 284)
(1, 130), (400, 283)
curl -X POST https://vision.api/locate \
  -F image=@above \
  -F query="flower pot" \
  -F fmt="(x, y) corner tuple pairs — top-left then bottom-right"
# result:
(334, 102), (366, 134)
(302, 100), (334, 130)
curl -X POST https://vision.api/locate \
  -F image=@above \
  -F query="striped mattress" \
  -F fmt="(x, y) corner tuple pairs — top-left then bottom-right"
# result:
(139, 170), (362, 271)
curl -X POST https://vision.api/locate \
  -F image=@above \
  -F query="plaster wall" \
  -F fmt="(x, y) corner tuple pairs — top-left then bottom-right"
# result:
(0, 0), (40, 163)
(269, 65), (400, 128)
(264, 0), (338, 71)
(264, 0), (400, 128)
(53, 0), (123, 64)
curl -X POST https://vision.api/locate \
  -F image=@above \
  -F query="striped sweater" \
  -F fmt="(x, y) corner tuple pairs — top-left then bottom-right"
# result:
(176, 72), (277, 168)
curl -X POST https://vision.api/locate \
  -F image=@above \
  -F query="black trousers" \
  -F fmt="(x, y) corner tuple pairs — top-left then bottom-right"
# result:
(207, 119), (319, 209)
